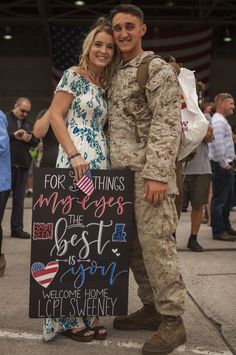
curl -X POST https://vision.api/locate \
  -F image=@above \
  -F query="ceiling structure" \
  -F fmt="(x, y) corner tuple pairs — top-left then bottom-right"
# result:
(0, 0), (236, 56)
(1, 1), (236, 113)
(1, 0), (236, 26)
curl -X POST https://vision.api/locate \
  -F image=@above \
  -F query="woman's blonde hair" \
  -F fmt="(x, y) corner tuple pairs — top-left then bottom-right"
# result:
(79, 18), (120, 89)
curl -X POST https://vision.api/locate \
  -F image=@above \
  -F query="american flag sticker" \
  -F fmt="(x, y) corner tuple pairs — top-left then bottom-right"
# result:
(31, 261), (59, 288)
(76, 170), (94, 196)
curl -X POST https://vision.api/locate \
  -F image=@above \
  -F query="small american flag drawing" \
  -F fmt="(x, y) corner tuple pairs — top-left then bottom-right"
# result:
(31, 261), (59, 288)
(76, 170), (94, 197)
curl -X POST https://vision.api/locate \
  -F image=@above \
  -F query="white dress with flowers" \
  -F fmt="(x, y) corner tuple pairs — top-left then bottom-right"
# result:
(43, 68), (108, 341)
(56, 68), (108, 169)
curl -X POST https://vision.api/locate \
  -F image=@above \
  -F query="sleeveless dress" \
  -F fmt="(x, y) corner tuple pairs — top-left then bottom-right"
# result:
(43, 68), (108, 341)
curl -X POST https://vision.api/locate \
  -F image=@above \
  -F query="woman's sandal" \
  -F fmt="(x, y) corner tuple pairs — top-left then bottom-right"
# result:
(91, 325), (108, 341)
(62, 328), (94, 342)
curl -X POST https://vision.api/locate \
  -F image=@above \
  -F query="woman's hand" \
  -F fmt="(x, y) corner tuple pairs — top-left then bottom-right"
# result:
(70, 155), (89, 181)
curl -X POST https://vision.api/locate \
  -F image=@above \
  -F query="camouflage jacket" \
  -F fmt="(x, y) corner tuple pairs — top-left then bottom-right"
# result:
(108, 51), (181, 194)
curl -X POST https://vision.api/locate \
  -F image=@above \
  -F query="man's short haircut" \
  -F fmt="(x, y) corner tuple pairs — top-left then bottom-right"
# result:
(15, 97), (31, 106)
(214, 92), (233, 105)
(110, 4), (144, 22)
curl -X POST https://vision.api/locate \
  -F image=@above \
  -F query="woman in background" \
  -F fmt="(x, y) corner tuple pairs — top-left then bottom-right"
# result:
(33, 109), (58, 167)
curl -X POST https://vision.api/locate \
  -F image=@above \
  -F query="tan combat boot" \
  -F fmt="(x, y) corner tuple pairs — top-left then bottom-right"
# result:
(142, 316), (186, 355)
(113, 304), (162, 331)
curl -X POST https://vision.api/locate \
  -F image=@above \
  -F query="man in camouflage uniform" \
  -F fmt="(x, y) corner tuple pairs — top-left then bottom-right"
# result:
(109, 4), (186, 355)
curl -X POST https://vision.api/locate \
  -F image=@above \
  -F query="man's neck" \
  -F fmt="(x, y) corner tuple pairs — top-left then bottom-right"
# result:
(216, 110), (227, 119)
(122, 48), (144, 62)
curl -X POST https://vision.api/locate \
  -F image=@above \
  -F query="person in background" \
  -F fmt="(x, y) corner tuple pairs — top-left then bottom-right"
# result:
(209, 93), (236, 241)
(25, 146), (39, 197)
(202, 102), (216, 225)
(203, 102), (216, 121)
(0, 110), (11, 276)
(0, 97), (39, 239)
(42, 18), (119, 342)
(230, 124), (236, 211)
(109, 5), (186, 355)
(33, 109), (58, 167)
(183, 118), (213, 252)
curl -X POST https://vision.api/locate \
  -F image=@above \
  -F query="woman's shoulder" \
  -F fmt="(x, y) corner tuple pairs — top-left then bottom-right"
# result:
(56, 67), (87, 95)
(68, 66), (87, 79)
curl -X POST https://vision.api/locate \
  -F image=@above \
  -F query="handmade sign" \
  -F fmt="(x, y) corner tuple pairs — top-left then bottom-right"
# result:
(29, 168), (134, 318)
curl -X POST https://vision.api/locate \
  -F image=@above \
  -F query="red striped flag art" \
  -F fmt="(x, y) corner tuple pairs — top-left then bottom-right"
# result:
(31, 261), (59, 288)
(50, 25), (212, 93)
(143, 27), (213, 92)
(76, 169), (94, 197)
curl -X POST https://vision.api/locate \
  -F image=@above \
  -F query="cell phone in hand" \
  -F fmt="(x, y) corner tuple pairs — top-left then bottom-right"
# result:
(17, 131), (24, 137)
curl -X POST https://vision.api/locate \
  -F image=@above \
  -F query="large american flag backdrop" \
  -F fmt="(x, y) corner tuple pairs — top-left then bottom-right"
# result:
(50, 24), (212, 93)
(143, 27), (213, 93)
(50, 24), (88, 87)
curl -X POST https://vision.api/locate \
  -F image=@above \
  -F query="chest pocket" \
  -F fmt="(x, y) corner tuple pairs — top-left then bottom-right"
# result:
(123, 85), (150, 144)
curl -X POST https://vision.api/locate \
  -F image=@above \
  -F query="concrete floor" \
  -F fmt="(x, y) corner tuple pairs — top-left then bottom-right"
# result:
(0, 198), (235, 355)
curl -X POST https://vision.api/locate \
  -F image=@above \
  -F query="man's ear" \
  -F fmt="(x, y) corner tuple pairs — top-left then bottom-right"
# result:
(141, 23), (147, 37)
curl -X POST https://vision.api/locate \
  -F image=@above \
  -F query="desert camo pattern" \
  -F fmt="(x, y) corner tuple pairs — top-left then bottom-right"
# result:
(131, 172), (185, 315)
(108, 51), (181, 194)
(108, 51), (185, 316)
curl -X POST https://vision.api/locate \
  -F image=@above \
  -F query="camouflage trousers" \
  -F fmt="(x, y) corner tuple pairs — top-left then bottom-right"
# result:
(130, 172), (186, 316)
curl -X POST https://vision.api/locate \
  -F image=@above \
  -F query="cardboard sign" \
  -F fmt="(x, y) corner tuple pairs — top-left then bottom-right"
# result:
(29, 168), (134, 318)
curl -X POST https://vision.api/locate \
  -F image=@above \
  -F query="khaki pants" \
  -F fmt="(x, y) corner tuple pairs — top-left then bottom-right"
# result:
(130, 172), (185, 317)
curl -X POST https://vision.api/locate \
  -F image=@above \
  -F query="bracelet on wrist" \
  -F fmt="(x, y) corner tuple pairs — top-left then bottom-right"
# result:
(68, 152), (81, 161)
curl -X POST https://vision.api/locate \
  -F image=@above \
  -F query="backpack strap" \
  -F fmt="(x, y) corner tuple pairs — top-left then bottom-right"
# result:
(127, 54), (162, 143)
(137, 54), (162, 89)
(130, 54), (162, 100)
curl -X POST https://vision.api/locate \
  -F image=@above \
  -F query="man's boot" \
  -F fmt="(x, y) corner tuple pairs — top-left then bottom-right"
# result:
(113, 304), (162, 331)
(0, 254), (6, 277)
(142, 316), (186, 355)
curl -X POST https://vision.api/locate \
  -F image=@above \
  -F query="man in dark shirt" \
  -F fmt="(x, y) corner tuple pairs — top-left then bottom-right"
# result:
(0, 97), (38, 239)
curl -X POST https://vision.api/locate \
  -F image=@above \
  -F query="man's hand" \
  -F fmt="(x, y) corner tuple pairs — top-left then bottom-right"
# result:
(21, 131), (33, 142)
(144, 179), (168, 205)
(14, 129), (32, 142)
(14, 129), (25, 140)
(220, 162), (232, 169)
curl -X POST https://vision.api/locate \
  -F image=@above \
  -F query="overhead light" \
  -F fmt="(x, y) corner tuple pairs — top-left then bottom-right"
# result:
(3, 26), (13, 40)
(153, 26), (159, 35)
(223, 28), (232, 42)
(166, 1), (175, 7)
(74, 0), (85, 5)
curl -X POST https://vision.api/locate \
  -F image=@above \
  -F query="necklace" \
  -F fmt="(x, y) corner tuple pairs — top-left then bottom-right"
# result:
(87, 69), (103, 87)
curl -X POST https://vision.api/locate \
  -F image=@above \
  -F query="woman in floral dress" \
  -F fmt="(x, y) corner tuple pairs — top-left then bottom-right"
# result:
(43, 19), (119, 343)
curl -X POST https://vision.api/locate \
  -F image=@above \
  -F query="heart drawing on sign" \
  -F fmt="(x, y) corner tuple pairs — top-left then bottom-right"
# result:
(112, 249), (118, 253)
(31, 261), (59, 288)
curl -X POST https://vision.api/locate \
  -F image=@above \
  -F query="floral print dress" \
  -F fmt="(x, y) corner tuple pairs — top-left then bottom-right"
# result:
(56, 68), (108, 169)
(43, 68), (108, 341)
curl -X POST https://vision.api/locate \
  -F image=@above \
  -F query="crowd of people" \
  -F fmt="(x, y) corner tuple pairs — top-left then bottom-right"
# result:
(0, 4), (236, 355)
